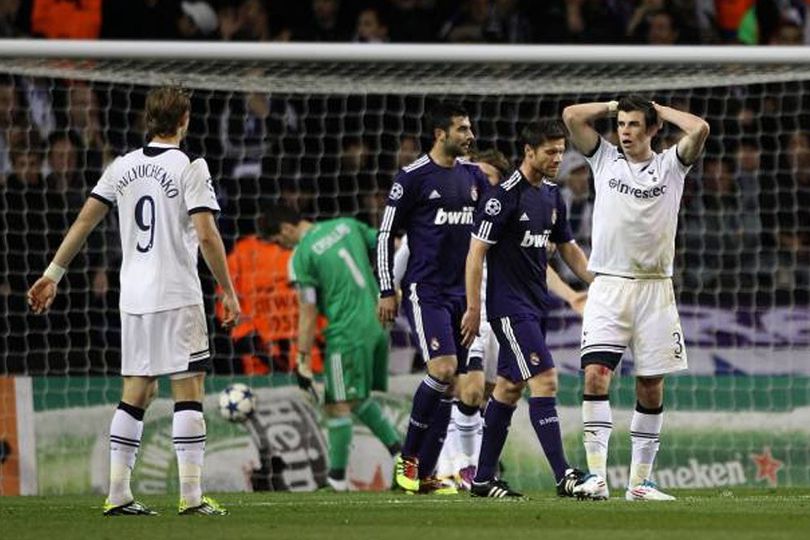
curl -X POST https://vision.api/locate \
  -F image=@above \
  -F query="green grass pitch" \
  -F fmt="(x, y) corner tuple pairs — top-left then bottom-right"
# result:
(2, 489), (809, 540)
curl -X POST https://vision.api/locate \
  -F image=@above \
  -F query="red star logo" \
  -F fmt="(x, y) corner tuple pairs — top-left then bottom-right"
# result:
(350, 465), (388, 491)
(750, 447), (783, 487)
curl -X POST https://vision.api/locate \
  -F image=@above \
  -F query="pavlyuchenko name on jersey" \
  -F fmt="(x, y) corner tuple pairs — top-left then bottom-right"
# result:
(114, 163), (180, 198)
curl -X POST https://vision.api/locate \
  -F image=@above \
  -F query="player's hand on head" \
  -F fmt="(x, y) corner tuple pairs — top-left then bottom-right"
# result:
(220, 292), (241, 328)
(460, 307), (481, 348)
(27, 277), (58, 314)
(568, 291), (588, 317)
(377, 295), (398, 325)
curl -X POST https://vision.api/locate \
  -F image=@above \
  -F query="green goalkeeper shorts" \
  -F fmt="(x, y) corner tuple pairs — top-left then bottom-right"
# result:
(324, 329), (389, 404)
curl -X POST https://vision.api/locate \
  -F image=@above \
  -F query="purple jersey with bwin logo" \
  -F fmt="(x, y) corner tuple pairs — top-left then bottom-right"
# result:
(472, 170), (574, 320)
(377, 154), (490, 298)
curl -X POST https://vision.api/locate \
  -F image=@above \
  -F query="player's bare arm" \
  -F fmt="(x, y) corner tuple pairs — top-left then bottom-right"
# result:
(546, 265), (587, 316)
(653, 102), (710, 165)
(562, 101), (615, 155)
(27, 197), (109, 314)
(461, 237), (489, 347)
(294, 289), (319, 402)
(192, 211), (240, 328)
(557, 240), (593, 286)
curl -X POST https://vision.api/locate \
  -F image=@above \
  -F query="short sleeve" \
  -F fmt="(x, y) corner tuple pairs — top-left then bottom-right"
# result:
(662, 144), (692, 179)
(183, 158), (220, 215)
(89, 158), (119, 207)
(289, 248), (317, 288)
(472, 186), (516, 245)
(583, 137), (619, 182)
(550, 189), (575, 244)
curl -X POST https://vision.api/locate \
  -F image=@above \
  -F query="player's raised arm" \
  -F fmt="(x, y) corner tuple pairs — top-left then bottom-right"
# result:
(28, 197), (109, 314)
(461, 237), (489, 347)
(192, 211), (240, 328)
(653, 102), (710, 166)
(562, 101), (615, 156)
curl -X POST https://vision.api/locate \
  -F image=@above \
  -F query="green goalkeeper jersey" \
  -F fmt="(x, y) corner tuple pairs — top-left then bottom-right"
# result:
(289, 217), (383, 348)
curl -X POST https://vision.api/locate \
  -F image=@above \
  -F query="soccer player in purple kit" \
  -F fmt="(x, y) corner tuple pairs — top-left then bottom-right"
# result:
(460, 120), (606, 498)
(377, 102), (491, 494)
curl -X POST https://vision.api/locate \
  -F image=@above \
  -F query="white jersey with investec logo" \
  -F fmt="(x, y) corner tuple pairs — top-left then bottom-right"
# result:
(91, 142), (220, 314)
(585, 137), (691, 278)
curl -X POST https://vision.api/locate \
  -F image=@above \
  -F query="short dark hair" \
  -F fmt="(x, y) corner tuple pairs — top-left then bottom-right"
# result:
(520, 119), (567, 150)
(145, 85), (191, 139)
(426, 101), (468, 136)
(618, 95), (658, 129)
(258, 203), (302, 237)
(470, 147), (511, 176)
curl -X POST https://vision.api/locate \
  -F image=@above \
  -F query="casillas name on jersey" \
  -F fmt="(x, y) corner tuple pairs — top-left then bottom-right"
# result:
(91, 142), (220, 314)
(377, 155), (490, 296)
(473, 170), (574, 320)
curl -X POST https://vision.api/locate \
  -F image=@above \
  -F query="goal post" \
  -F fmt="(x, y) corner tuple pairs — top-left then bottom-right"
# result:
(0, 41), (808, 494)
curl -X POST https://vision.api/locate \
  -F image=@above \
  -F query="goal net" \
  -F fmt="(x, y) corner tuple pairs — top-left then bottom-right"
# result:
(0, 43), (808, 495)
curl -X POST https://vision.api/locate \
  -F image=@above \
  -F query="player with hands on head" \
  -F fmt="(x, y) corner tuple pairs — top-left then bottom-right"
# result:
(562, 95), (709, 500)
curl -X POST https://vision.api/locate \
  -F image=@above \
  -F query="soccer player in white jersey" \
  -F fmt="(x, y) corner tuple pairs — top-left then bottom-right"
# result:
(562, 96), (709, 500)
(27, 86), (240, 515)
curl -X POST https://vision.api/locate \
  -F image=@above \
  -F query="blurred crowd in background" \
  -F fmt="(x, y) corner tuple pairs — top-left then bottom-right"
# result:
(0, 0), (808, 375)
(1, 0), (810, 46)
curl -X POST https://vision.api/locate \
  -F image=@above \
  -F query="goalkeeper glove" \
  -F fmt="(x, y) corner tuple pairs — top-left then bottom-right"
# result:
(295, 352), (319, 404)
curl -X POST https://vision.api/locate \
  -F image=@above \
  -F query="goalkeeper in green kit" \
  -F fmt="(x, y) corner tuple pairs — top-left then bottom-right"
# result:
(261, 204), (402, 491)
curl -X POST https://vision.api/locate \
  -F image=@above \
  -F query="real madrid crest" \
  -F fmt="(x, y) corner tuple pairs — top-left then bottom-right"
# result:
(471, 186), (478, 202)
(430, 337), (440, 351)
(529, 352), (541, 366)
(551, 208), (557, 225)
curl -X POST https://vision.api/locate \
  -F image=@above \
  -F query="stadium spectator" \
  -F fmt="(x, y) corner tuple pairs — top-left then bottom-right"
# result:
(45, 130), (113, 302)
(483, 0), (533, 43)
(65, 82), (110, 176)
(2, 129), (94, 371)
(773, 130), (810, 296)
(177, 1), (219, 39)
(388, 0), (437, 42)
(353, 6), (389, 43)
(0, 76), (24, 178)
(558, 150), (593, 248)
(396, 135), (421, 169)
(28, 0), (101, 39)
(439, 0), (492, 42)
(645, 9), (682, 44)
(555, 0), (626, 43)
(215, 203), (325, 375)
(682, 156), (763, 298)
(45, 130), (84, 207)
(768, 19), (805, 44)
(292, 0), (351, 42)
(219, 0), (290, 41)
(19, 76), (54, 139)
(0, 0), (23, 37)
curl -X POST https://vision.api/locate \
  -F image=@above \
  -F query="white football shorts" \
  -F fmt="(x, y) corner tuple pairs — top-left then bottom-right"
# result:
(580, 275), (687, 377)
(120, 304), (210, 378)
